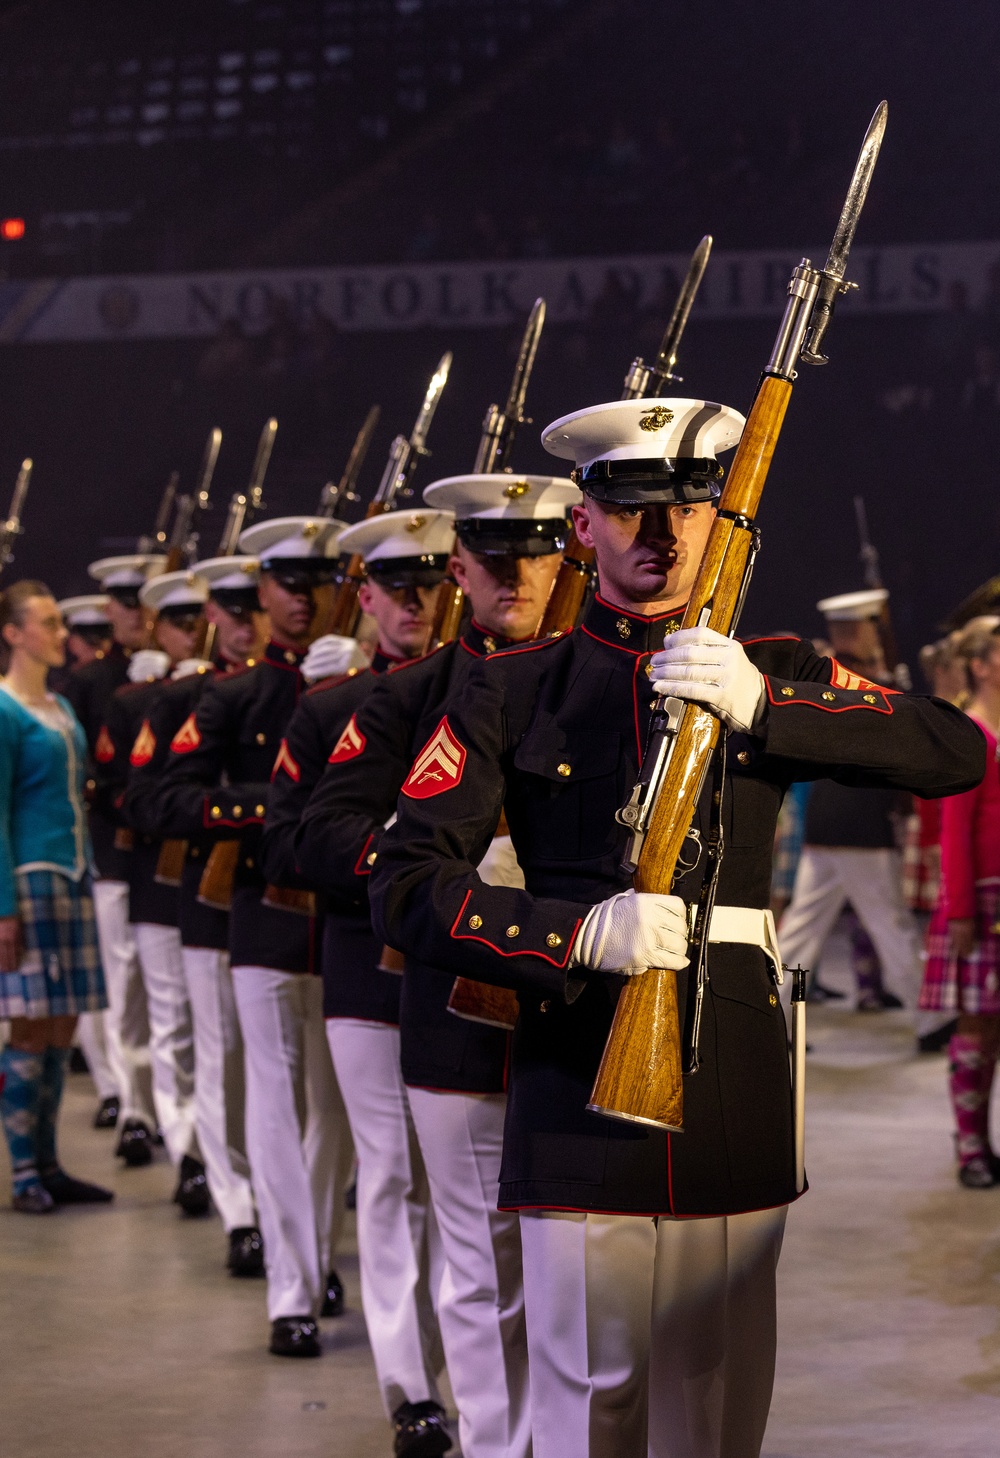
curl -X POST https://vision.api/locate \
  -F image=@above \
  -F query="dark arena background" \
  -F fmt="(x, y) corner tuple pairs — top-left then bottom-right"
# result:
(0, 0), (993, 656)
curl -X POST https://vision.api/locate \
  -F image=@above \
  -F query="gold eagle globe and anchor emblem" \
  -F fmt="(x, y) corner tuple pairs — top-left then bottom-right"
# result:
(503, 480), (531, 499)
(638, 406), (675, 432)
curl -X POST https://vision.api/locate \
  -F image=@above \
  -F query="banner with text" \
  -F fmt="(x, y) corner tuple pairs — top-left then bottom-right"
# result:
(0, 241), (995, 345)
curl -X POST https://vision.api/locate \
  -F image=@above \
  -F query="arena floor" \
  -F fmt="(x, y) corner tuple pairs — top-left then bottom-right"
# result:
(2, 940), (998, 1457)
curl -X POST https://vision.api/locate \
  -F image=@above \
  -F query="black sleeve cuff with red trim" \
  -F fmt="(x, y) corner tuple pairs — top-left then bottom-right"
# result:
(764, 675), (893, 715)
(448, 883), (586, 1000)
(353, 828), (385, 878)
(203, 783), (271, 831)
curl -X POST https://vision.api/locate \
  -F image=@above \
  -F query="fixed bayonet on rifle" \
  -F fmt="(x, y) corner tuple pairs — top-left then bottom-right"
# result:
(213, 418), (278, 557)
(475, 299), (545, 473)
(621, 236), (712, 400)
(590, 103), (888, 1132)
(854, 492), (909, 687)
(0, 457), (32, 572)
(373, 353), (452, 509)
(317, 405), (381, 518)
(193, 427), (222, 526)
(138, 471), (179, 554)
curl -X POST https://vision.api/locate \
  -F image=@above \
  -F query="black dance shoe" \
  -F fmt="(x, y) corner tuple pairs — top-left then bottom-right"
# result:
(116, 1119), (154, 1167)
(227, 1226), (265, 1277)
(917, 1018), (959, 1054)
(959, 1156), (996, 1189)
(11, 1181), (56, 1214)
(269, 1316), (321, 1357)
(320, 1268), (344, 1317)
(392, 1400), (453, 1457)
(173, 1156), (211, 1216)
(93, 1095), (120, 1129)
(41, 1167), (114, 1204)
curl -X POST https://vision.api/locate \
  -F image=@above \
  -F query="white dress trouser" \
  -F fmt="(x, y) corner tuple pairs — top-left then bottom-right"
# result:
(91, 879), (155, 1128)
(407, 1086), (531, 1458)
(75, 1011), (118, 1102)
(777, 846), (922, 1011)
(327, 1020), (443, 1416)
(233, 967), (354, 1321)
(519, 1206), (787, 1458)
(134, 921), (200, 1166)
(183, 946), (256, 1231)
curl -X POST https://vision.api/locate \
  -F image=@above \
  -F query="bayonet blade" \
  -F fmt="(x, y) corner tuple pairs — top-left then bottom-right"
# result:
(246, 417), (278, 514)
(193, 427), (222, 516)
(410, 352), (452, 456)
(649, 234), (712, 393)
(475, 299), (546, 473)
(6, 457), (32, 526)
(825, 101), (888, 283)
(321, 404), (381, 516)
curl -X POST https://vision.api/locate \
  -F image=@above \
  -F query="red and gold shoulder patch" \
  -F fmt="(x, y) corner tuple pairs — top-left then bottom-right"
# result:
(402, 717), (467, 800)
(329, 714), (366, 764)
(272, 738), (301, 783)
(129, 719), (156, 767)
(94, 725), (115, 763)
(829, 659), (893, 694)
(170, 712), (202, 755)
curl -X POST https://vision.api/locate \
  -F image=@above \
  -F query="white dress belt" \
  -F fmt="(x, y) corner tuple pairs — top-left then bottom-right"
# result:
(688, 903), (784, 984)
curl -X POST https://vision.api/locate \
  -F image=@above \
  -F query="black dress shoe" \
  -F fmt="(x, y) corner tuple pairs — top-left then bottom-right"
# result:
(116, 1119), (154, 1167)
(173, 1155), (211, 1217)
(93, 1095), (120, 1129)
(392, 1400), (452, 1457)
(41, 1167), (114, 1204)
(320, 1268), (344, 1317)
(269, 1316), (321, 1357)
(69, 1047), (90, 1074)
(918, 1018), (959, 1054)
(227, 1226), (265, 1277)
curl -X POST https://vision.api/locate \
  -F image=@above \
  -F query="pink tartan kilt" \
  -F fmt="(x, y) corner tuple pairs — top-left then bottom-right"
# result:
(920, 881), (1000, 1015)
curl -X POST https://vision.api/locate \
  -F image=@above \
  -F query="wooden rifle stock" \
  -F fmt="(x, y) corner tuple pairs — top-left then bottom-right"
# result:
(537, 529), (594, 637)
(155, 838), (188, 886)
(197, 839), (241, 911)
(588, 376), (793, 1129)
(262, 884), (316, 916)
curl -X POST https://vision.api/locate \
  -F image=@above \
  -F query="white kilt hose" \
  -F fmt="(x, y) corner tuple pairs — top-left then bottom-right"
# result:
(406, 1086), (532, 1458)
(133, 920), (200, 1165)
(91, 878), (155, 1128)
(326, 1019), (444, 1415)
(233, 966), (354, 1321)
(183, 946), (256, 1232)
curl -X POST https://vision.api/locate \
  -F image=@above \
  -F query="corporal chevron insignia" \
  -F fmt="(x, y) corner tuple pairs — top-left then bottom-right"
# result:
(170, 712), (202, 754)
(401, 717), (467, 800)
(829, 660), (889, 693)
(272, 738), (301, 782)
(94, 725), (115, 763)
(129, 719), (156, 767)
(329, 715), (366, 764)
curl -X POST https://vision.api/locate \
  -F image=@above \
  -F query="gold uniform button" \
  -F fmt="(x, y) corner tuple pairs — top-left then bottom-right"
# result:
(210, 805), (222, 819)
(468, 914), (483, 930)
(863, 693), (877, 704)
(539, 999), (552, 1014)
(366, 852), (377, 867)
(506, 925), (520, 938)
(232, 805), (242, 818)
(645, 662), (654, 678)
(821, 691), (836, 702)
(191, 847), (200, 858)
(768, 992), (778, 1007)
(546, 933), (562, 948)
(557, 762), (572, 777)
(781, 686), (795, 697)
(255, 804), (265, 817)
(736, 750), (750, 766)
(245, 858), (254, 870)
(256, 732), (266, 745)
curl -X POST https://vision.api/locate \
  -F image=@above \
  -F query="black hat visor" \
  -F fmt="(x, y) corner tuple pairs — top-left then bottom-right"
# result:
(576, 457), (723, 507)
(260, 557), (336, 592)
(366, 554), (450, 592)
(455, 516), (569, 558)
(210, 587), (261, 618)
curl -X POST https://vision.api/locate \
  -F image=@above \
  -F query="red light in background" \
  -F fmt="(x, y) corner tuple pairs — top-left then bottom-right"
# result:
(0, 218), (25, 240)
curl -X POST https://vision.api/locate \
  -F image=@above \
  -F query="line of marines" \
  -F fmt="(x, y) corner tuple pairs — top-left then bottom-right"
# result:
(57, 382), (983, 1458)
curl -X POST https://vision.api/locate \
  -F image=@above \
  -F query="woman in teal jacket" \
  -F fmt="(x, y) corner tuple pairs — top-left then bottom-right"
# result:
(0, 580), (111, 1212)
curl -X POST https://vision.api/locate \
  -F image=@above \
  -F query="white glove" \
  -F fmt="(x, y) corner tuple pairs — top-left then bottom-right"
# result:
(301, 633), (370, 684)
(571, 889), (690, 976)
(172, 657), (214, 681)
(127, 649), (171, 683)
(650, 626), (765, 734)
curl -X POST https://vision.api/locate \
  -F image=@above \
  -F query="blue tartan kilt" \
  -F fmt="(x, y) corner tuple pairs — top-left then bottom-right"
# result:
(0, 869), (106, 1019)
